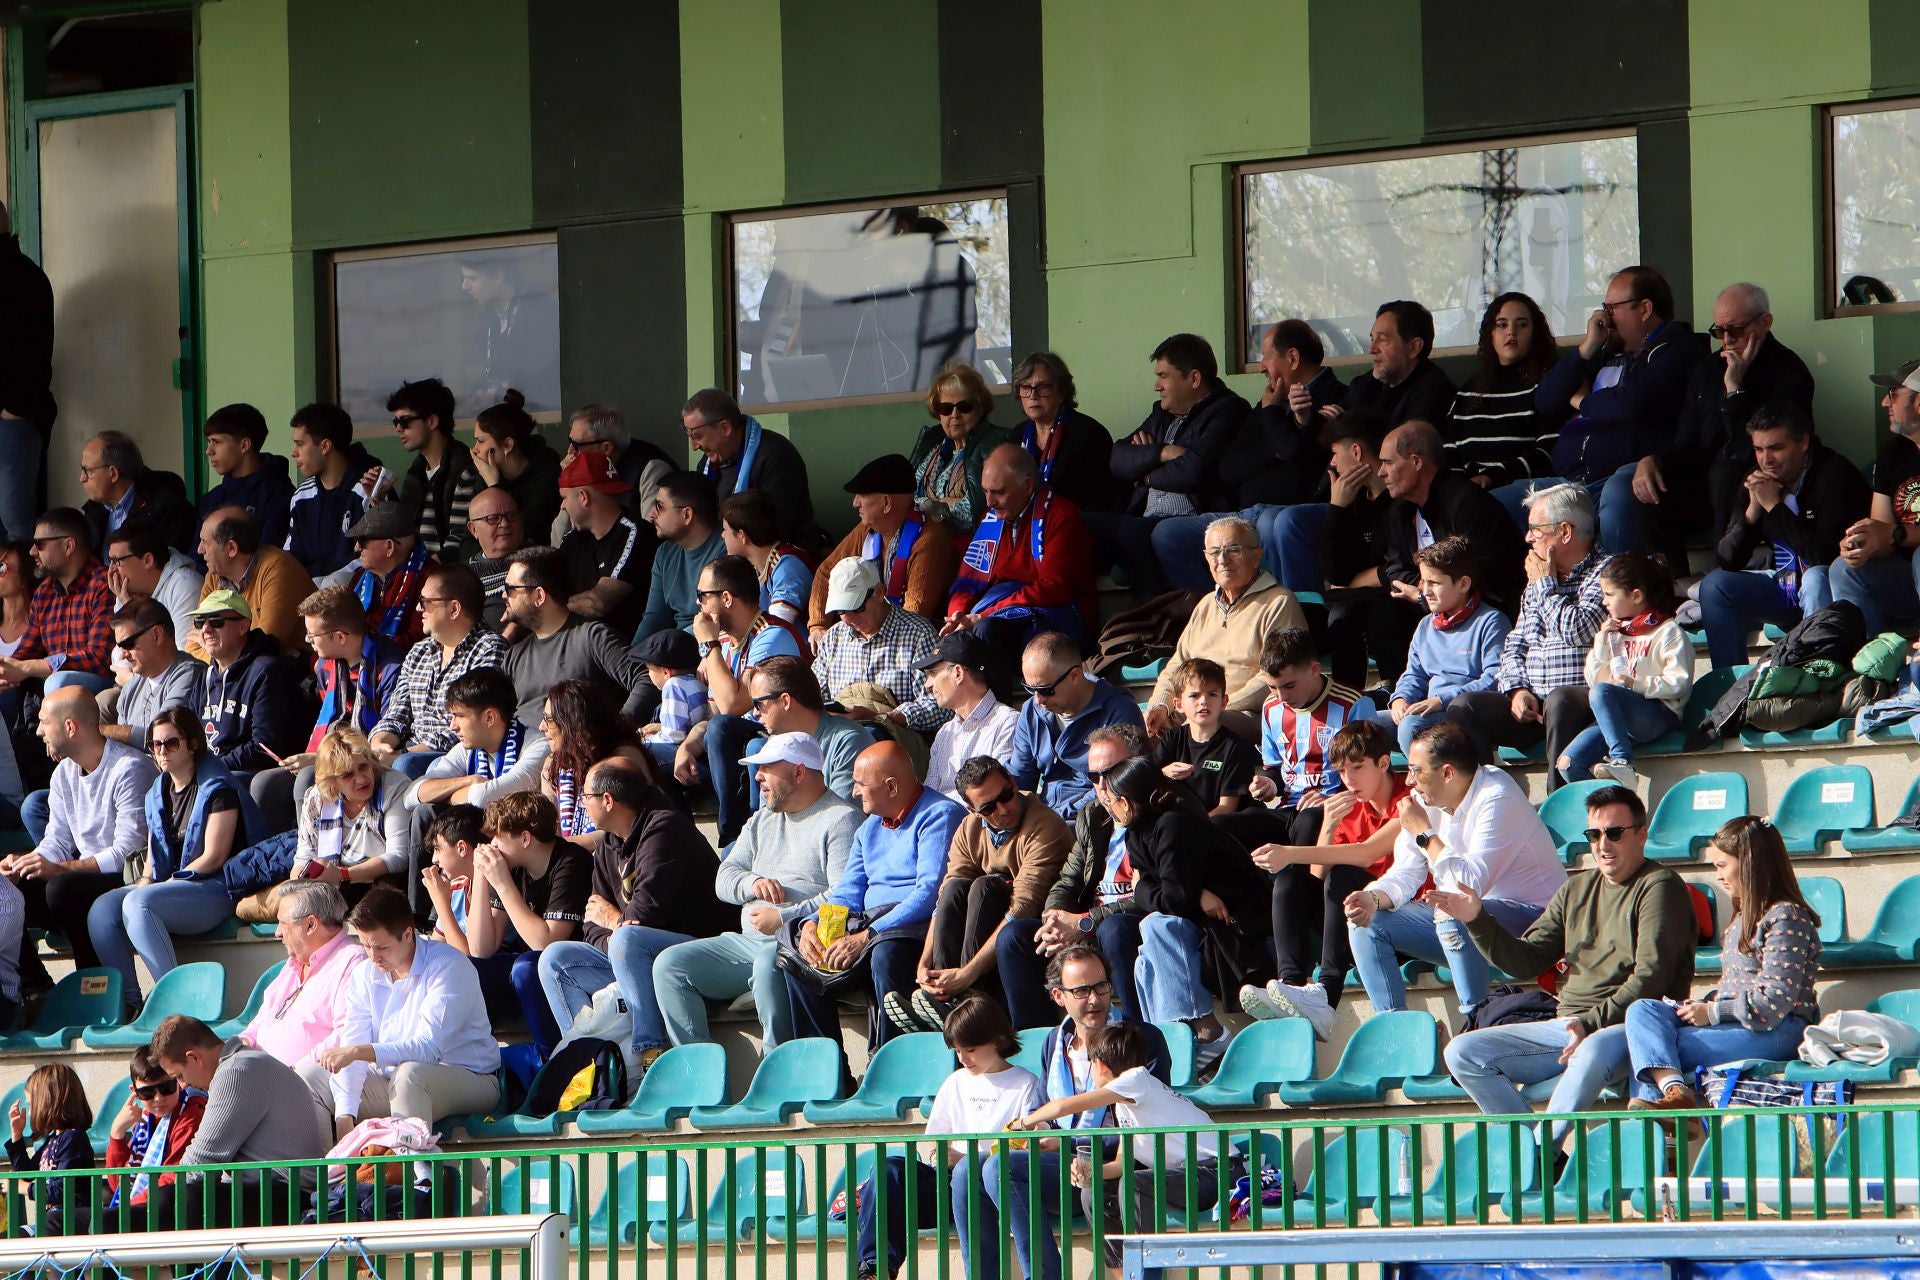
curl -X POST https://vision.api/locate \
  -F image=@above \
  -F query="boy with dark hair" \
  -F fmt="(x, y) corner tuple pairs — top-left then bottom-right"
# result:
(1150, 657), (1254, 814)
(469, 792), (591, 1057)
(286, 403), (386, 578)
(200, 403), (295, 548)
(421, 803), (487, 943)
(1390, 535), (1512, 756)
(388, 377), (480, 562)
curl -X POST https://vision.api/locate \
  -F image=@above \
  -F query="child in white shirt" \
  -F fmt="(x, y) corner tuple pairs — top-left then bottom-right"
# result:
(1557, 552), (1693, 790)
(855, 995), (1041, 1280)
(1010, 1021), (1232, 1273)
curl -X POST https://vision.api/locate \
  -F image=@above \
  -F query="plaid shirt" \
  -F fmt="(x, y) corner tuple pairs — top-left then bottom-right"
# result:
(810, 604), (948, 731)
(370, 626), (509, 752)
(15, 557), (114, 675)
(1496, 548), (1610, 696)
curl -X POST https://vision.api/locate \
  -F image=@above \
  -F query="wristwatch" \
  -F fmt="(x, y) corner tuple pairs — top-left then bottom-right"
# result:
(1076, 914), (1095, 934)
(1414, 831), (1436, 850)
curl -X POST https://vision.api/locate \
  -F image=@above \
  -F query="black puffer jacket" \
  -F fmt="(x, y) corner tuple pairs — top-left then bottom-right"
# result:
(1695, 601), (1866, 740)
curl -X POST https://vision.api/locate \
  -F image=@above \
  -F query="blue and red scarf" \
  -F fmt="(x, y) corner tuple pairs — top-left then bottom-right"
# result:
(861, 518), (924, 605)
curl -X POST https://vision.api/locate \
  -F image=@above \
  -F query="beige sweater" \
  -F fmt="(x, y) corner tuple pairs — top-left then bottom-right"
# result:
(942, 792), (1073, 919)
(1149, 573), (1309, 714)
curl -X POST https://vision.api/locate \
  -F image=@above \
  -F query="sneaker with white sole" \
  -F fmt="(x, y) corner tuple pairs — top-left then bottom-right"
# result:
(1238, 983), (1287, 1021)
(882, 989), (932, 1036)
(910, 987), (955, 1031)
(1193, 1024), (1233, 1073)
(1590, 759), (1642, 790)
(1264, 980), (1336, 1041)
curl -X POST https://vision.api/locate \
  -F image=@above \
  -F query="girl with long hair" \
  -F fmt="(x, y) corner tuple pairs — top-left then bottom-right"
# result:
(539, 679), (652, 840)
(1448, 291), (1570, 499)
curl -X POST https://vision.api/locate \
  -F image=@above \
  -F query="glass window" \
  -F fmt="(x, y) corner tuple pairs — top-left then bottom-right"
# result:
(1238, 134), (1639, 364)
(330, 235), (560, 428)
(1829, 101), (1920, 313)
(730, 194), (1010, 409)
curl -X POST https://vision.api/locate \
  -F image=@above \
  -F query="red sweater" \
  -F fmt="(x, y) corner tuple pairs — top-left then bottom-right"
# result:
(946, 486), (1095, 631)
(105, 1093), (206, 1205)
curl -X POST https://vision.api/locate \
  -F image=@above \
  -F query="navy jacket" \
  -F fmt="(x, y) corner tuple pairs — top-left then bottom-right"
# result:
(1232, 367), (1348, 508)
(285, 443), (381, 578)
(198, 630), (306, 774)
(1537, 320), (1708, 483)
(201, 453), (296, 550)
(1341, 359), (1457, 427)
(85, 471), (197, 557)
(1661, 334), (1817, 474)
(1111, 382), (1252, 515)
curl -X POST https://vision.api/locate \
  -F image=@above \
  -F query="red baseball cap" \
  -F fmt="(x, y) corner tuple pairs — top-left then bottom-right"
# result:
(558, 451), (632, 494)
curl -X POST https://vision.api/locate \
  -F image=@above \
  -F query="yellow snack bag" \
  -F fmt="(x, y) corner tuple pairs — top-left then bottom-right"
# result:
(815, 904), (849, 962)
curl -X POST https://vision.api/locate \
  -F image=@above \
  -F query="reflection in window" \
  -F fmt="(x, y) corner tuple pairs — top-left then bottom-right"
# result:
(332, 238), (560, 427)
(1240, 135), (1638, 362)
(732, 196), (1010, 408)
(1831, 103), (1920, 310)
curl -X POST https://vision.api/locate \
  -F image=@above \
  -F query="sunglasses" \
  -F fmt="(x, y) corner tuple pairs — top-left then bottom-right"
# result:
(971, 785), (1018, 815)
(1022, 663), (1080, 697)
(391, 414), (425, 429)
(749, 690), (787, 709)
(935, 400), (976, 417)
(115, 624), (157, 652)
(132, 1077), (179, 1102)
(1086, 764), (1118, 786)
(1582, 823), (1645, 843)
(149, 736), (186, 754)
(194, 615), (243, 630)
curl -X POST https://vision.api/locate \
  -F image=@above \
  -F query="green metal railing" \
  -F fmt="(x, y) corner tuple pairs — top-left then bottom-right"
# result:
(2, 1103), (1915, 1279)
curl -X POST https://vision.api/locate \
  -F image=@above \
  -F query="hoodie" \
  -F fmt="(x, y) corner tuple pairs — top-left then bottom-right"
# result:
(286, 442), (384, 578)
(199, 630), (306, 773)
(201, 454), (297, 550)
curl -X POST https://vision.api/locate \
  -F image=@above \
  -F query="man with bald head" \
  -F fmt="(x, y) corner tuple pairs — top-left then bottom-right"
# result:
(782, 740), (966, 1073)
(1346, 422), (1523, 687)
(944, 442), (1096, 681)
(4, 687), (156, 999)
(193, 505), (316, 658)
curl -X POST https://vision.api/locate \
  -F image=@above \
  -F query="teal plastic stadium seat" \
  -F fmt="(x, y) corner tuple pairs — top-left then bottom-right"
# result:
(1178, 1018), (1316, 1107)
(1818, 878), (1920, 969)
(1154, 1021), (1196, 1089)
(1740, 718), (1852, 749)
(766, 1150), (883, 1242)
(661, 1151), (807, 1244)
(82, 962), (224, 1048)
(1686, 1113), (1802, 1207)
(577, 1042), (728, 1135)
(1380, 1126), (1537, 1222)
(1119, 658), (1164, 682)
(1511, 1117), (1666, 1218)
(805, 1033), (955, 1124)
(1823, 1110), (1920, 1180)
(0, 967), (122, 1050)
(688, 1038), (843, 1129)
(1771, 765), (1874, 854)
(1400, 1074), (1467, 1102)
(88, 1078), (132, 1152)
(1787, 990), (1920, 1083)
(1278, 1011), (1437, 1106)
(586, 1153), (691, 1247)
(1693, 881), (1724, 972)
(1639, 668), (1741, 758)
(1800, 876), (1848, 945)
(1538, 780), (1612, 862)
(1644, 772), (1749, 862)
(1007, 1025), (1052, 1078)
(1287, 1128), (1412, 1224)
(1844, 776), (1920, 854)
(495, 1161), (578, 1226)
(211, 960), (285, 1039)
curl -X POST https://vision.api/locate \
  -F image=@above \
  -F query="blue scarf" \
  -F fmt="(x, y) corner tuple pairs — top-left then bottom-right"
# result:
(703, 417), (763, 497)
(314, 634), (389, 744)
(1044, 1018), (1112, 1130)
(861, 518), (924, 606)
(962, 489), (1048, 576)
(556, 767), (595, 838)
(1018, 410), (1077, 486)
(353, 542), (429, 639)
(466, 719), (524, 781)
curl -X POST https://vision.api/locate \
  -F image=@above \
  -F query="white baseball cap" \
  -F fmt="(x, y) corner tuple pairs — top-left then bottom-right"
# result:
(824, 556), (883, 614)
(739, 731), (824, 772)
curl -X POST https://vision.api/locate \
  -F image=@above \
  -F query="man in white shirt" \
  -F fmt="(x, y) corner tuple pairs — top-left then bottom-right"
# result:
(305, 886), (500, 1139)
(917, 631), (1019, 802)
(408, 667), (550, 857)
(1341, 721), (1565, 1020)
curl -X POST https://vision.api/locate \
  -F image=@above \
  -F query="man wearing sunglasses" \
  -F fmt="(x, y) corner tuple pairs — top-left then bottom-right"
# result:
(188, 590), (304, 778)
(101, 599), (202, 750)
(1008, 631), (1143, 820)
(1086, 333), (1248, 601)
(1432, 782), (1695, 1149)
(885, 755), (1069, 1035)
(681, 386), (814, 543)
(388, 377), (481, 563)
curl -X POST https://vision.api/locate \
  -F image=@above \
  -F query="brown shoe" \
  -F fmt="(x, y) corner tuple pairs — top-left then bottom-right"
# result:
(1643, 1083), (1700, 1111)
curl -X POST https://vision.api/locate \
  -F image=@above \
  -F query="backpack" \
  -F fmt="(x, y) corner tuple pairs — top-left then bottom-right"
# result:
(520, 1036), (628, 1117)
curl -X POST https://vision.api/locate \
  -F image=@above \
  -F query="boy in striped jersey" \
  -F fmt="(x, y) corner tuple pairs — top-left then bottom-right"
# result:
(1217, 627), (1380, 1033)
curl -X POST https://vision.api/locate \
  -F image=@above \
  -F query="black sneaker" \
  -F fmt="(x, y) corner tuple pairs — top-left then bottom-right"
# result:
(881, 989), (926, 1036)
(910, 988), (954, 1031)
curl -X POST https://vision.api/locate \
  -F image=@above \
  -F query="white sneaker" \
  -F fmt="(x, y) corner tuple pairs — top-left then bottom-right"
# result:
(1590, 759), (1642, 790)
(1238, 983), (1286, 1021)
(1265, 980), (1336, 1041)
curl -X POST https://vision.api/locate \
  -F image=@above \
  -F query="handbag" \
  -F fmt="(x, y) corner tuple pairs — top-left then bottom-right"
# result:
(1696, 1061), (1853, 1147)
(775, 911), (878, 997)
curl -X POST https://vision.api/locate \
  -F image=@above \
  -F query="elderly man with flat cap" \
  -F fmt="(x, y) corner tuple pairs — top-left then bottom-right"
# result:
(809, 454), (959, 646)
(339, 502), (436, 647)
(557, 449), (655, 640)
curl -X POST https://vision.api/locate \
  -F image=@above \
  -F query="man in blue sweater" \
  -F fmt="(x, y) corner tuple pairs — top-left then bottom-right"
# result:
(784, 740), (964, 1078)
(1009, 632), (1145, 819)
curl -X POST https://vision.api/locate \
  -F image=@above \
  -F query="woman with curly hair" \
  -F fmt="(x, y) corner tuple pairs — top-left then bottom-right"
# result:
(538, 679), (652, 841)
(1448, 291), (1569, 498)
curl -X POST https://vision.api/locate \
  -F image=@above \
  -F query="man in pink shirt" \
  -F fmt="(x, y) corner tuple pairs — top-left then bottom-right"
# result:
(239, 880), (365, 1116)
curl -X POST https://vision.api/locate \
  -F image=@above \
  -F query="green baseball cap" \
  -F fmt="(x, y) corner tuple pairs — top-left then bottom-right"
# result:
(188, 588), (254, 622)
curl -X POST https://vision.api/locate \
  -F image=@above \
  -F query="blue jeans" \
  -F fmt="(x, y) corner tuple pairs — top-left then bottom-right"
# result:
(21, 790), (49, 845)
(88, 878), (234, 1012)
(1444, 1020), (1631, 1143)
(1828, 552), (1920, 636)
(537, 927), (695, 1055)
(855, 1157), (995, 1279)
(651, 931), (791, 1048)
(44, 671), (110, 698)
(993, 914), (1143, 1029)
(1263, 503), (1330, 593)
(1623, 999), (1809, 1102)
(1395, 707), (1448, 757)
(0, 419), (41, 544)
(1559, 682), (1680, 778)
(472, 950), (562, 1059)
(388, 751), (440, 781)
(1348, 896), (1545, 1016)
(978, 1148), (1069, 1280)
(1134, 913), (1211, 1023)
(1083, 511), (1172, 599)
(1697, 567), (1831, 669)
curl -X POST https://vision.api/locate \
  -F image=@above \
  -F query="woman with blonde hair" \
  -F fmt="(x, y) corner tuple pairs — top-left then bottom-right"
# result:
(908, 360), (1007, 531)
(292, 727), (414, 905)
(1623, 815), (1821, 1114)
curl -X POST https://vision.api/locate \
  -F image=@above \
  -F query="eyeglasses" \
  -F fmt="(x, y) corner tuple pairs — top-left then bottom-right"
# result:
(416, 595), (449, 610)
(970, 785), (1018, 815)
(1202, 544), (1252, 561)
(149, 736), (186, 754)
(1022, 663), (1080, 697)
(695, 588), (726, 600)
(934, 400), (977, 417)
(1582, 823), (1645, 843)
(1524, 522), (1564, 539)
(1599, 297), (1645, 315)
(132, 1078), (179, 1102)
(1014, 381), (1056, 398)
(194, 615), (243, 630)
(78, 462), (110, 479)
(115, 625), (157, 652)
(501, 582), (535, 595)
(1708, 320), (1756, 342)
(468, 511), (519, 528)
(105, 551), (142, 567)
(391, 414), (425, 429)
(1056, 980), (1113, 1000)
(683, 420), (718, 439)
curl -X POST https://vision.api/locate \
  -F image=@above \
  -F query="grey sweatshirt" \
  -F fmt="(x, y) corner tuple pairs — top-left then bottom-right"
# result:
(115, 652), (206, 746)
(182, 1039), (332, 1184)
(42, 737), (156, 876)
(714, 789), (863, 932)
(500, 614), (649, 727)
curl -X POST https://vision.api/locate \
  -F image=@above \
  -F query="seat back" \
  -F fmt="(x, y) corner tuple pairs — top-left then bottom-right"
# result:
(1647, 773), (1748, 854)
(1208, 1018), (1316, 1092)
(630, 1042), (728, 1118)
(218, 960), (285, 1031)
(1539, 781), (1612, 857)
(1773, 766), (1874, 847)
(729, 1149), (807, 1237)
(1798, 876), (1848, 944)
(1857, 878), (1920, 951)
(1426, 1127), (1536, 1211)
(134, 962), (226, 1030)
(497, 1160), (579, 1220)
(739, 1038), (842, 1109)
(1007, 1026), (1052, 1077)
(1866, 986), (1920, 1033)
(1823, 1110), (1920, 1179)
(1153, 1021), (1196, 1088)
(88, 1078), (131, 1151)
(1332, 1011), (1436, 1084)
(1558, 1118), (1667, 1209)
(36, 968), (122, 1033)
(853, 1033), (955, 1107)
(1302, 1128), (1412, 1209)
(1689, 1112), (1802, 1178)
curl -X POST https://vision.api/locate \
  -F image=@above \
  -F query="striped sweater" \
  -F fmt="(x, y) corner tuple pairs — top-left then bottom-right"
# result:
(1713, 902), (1822, 1031)
(1443, 368), (1566, 488)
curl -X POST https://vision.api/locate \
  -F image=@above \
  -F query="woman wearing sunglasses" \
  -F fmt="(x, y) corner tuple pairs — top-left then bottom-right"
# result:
(908, 360), (1008, 533)
(103, 1042), (206, 1222)
(87, 706), (268, 1018)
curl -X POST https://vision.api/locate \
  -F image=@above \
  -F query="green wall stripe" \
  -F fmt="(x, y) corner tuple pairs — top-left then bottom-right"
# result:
(557, 219), (687, 452)
(778, 0), (940, 203)
(1307, 0), (1423, 150)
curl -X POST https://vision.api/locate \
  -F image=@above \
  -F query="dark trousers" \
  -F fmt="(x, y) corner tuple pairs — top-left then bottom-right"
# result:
(1083, 1156), (1228, 1268)
(1324, 588), (1422, 691)
(1447, 686), (1594, 789)
(471, 950), (562, 1059)
(928, 874), (1014, 993)
(17, 869), (120, 990)
(784, 929), (925, 1081)
(144, 1175), (306, 1230)
(704, 712), (762, 846)
(994, 912), (1144, 1028)
(854, 1155), (944, 1276)
(1217, 806), (1357, 993)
